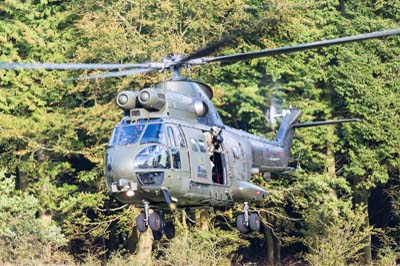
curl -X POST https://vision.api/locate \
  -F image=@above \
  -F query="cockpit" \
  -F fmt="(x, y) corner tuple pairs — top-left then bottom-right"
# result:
(109, 118), (166, 147)
(106, 118), (176, 188)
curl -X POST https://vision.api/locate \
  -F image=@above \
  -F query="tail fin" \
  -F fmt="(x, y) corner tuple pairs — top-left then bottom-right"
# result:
(275, 110), (361, 146)
(278, 114), (361, 168)
(254, 110), (360, 172)
(274, 109), (302, 167)
(275, 109), (302, 146)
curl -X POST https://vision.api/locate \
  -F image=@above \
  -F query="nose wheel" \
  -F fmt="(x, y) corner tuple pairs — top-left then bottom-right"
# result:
(135, 200), (176, 239)
(136, 213), (148, 233)
(149, 212), (162, 231)
(135, 200), (152, 233)
(236, 202), (261, 233)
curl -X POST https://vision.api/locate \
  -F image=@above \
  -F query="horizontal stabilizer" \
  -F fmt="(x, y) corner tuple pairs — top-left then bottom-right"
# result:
(292, 118), (361, 128)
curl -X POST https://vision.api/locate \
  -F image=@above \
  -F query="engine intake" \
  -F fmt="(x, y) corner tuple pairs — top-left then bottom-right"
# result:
(116, 91), (138, 110)
(193, 100), (208, 117)
(138, 89), (166, 111)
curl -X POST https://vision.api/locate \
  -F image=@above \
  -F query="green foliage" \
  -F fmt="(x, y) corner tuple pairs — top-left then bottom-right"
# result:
(0, 169), (71, 264)
(303, 204), (372, 266)
(155, 228), (249, 266)
(375, 246), (399, 266)
(0, 0), (399, 265)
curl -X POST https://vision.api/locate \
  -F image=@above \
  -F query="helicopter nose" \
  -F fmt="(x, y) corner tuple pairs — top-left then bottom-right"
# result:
(107, 147), (136, 179)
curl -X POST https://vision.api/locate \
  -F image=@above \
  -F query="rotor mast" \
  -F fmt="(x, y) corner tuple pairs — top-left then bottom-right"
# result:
(164, 54), (184, 80)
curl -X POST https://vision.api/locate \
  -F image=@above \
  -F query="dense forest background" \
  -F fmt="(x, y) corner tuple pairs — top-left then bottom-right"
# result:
(0, 0), (399, 265)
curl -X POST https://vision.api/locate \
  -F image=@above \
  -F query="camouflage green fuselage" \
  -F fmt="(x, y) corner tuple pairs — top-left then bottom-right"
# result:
(105, 80), (298, 208)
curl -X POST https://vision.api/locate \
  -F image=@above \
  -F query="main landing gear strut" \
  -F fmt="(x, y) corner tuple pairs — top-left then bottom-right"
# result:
(236, 202), (261, 233)
(135, 200), (175, 239)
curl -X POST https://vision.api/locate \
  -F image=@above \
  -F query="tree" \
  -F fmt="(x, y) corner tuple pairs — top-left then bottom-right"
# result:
(0, 0), (399, 264)
(0, 169), (71, 264)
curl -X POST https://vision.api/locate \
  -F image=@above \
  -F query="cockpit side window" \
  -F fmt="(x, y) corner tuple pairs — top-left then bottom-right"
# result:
(140, 123), (166, 145)
(109, 126), (120, 146)
(167, 126), (182, 169)
(167, 126), (177, 147)
(176, 127), (186, 148)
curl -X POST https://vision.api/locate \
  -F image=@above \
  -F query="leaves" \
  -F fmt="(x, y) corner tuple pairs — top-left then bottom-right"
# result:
(0, 0), (399, 264)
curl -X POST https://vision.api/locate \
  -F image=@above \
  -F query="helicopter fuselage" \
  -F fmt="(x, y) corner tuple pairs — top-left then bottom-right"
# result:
(104, 80), (301, 209)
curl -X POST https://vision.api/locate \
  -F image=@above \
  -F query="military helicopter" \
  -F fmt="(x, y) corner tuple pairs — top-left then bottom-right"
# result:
(1, 28), (399, 238)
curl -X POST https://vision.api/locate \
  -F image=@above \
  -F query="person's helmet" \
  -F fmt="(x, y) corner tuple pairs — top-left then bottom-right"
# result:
(210, 126), (220, 136)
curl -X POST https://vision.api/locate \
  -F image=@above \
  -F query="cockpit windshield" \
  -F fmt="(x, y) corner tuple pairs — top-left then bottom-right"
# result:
(140, 123), (166, 145)
(118, 123), (145, 145)
(109, 118), (165, 146)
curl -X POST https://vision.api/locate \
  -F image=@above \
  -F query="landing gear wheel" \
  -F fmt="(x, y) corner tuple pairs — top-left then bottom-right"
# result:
(236, 214), (249, 233)
(249, 213), (260, 231)
(149, 212), (162, 232)
(152, 230), (163, 240)
(164, 221), (176, 239)
(136, 213), (148, 233)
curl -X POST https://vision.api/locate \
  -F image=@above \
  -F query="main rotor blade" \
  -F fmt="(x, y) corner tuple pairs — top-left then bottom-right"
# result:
(179, 34), (236, 63)
(0, 62), (154, 70)
(202, 28), (400, 63)
(70, 68), (156, 80)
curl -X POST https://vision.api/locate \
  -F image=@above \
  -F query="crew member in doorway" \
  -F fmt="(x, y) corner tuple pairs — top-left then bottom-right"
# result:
(204, 126), (224, 184)
(204, 126), (223, 155)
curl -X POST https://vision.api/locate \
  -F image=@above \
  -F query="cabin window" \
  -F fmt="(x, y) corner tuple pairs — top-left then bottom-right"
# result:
(167, 127), (177, 147)
(176, 127), (186, 148)
(134, 145), (170, 169)
(141, 123), (166, 145)
(198, 139), (207, 153)
(190, 138), (199, 152)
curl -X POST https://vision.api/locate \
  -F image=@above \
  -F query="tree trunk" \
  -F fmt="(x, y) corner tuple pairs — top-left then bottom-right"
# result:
(37, 147), (53, 227)
(180, 210), (189, 239)
(195, 209), (209, 231)
(39, 211), (52, 226)
(353, 187), (372, 265)
(326, 129), (338, 198)
(363, 213), (373, 265)
(16, 166), (28, 191)
(273, 233), (281, 266)
(136, 228), (153, 266)
(338, 0), (346, 13)
(326, 128), (336, 179)
(264, 227), (275, 266)
(127, 226), (139, 253)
